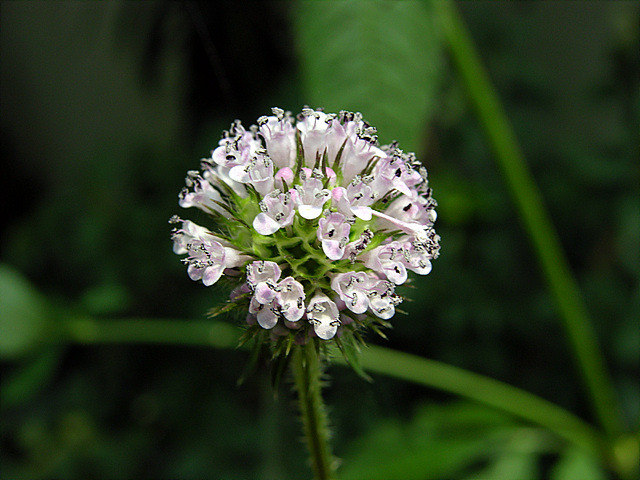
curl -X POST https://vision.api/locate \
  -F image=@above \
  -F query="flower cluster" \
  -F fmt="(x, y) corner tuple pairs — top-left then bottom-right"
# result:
(171, 108), (439, 343)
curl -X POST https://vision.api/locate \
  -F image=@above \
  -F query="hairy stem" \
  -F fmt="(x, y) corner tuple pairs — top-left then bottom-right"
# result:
(291, 342), (336, 480)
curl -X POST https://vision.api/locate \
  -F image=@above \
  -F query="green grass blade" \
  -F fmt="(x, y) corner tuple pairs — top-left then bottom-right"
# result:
(431, 0), (622, 438)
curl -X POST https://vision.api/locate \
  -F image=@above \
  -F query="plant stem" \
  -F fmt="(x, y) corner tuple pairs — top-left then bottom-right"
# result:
(61, 317), (610, 463)
(291, 342), (336, 480)
(352, 345), (605, 458)
(432, 0), (623, 438)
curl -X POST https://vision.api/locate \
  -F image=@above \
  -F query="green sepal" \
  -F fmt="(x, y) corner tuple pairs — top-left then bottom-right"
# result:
(295, 129), (305, 179)
(237, 324), (262, 348)
(270, 348), (292, 391)
(237, 329), (266, 386)
(207, 294), (249, 319)
(330, 137), (349, 178)
(369, 323), (389, 340)
(334, 334), (372, 382)
(210, 200), (252, 229)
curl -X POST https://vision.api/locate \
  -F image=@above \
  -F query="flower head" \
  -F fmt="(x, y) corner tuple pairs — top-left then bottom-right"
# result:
(172, 107), (440, 345)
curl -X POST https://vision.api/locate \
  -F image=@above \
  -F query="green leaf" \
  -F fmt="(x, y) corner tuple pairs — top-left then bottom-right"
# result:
(340, 401), (532, 480)
(550, 446), (608, 480)
(0, 264), (53, 359)
(1, 347), (64, 408)
(294, 0), (443, 153)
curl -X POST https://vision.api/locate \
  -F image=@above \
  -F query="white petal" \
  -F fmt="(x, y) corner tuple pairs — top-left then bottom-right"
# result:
(257, 307), (278, 329)
(314, 321), (338, 340)
(202, 266), (224, 286)
(298, 204), (323, 219)
(322, 239), (344, 261)
(351, 206), (372, 221)
(228, 165), (250, 183)
(255, 282), (278, 304)
(253, 213), (281, 235)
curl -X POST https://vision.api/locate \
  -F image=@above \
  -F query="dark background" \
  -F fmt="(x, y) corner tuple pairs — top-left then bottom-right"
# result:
(1, 1), (638, 478)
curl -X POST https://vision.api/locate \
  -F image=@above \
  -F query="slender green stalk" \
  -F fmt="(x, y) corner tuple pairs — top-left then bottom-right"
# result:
(63, 316), (239, 349)
(347, 345), (605, 458)
(62, 317), (605, 459)
(432, 0), (622, 438)
(291, 342), (336, 480)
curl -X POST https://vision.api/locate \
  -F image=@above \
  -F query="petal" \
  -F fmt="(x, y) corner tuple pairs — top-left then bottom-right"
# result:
(275, 166), (294, 185)
(255, 282), (278, 304)
(298, 204), (323, 219)
(346, 291), (368, 314)
(351, 206), (372, 221)
(370, 299), (395, 319)
(253, 212), (281, 235)
(257, 307), (278, 329)
(408, 259), (432, 276)
(229, 165), (250, 183)
(313, 321), (338, 340)
(282, 304), (304, 322)
(187, 265), (203, 281)
(202, 266), (224, 286)
(322, 239), (344, 261)
(386, 263), (407, 285)
(331, 186), (346, 202)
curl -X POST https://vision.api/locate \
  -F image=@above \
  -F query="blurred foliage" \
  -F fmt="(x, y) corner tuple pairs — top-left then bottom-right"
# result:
(294, 0), (442, 153)
(1, 1), (638, 479)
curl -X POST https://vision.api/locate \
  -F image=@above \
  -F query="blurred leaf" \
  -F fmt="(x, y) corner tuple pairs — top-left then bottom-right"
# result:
(340, 401), (549, 480)
(1, 348), (63, 409)
(0, 264), (53, 359)
(550, 446), (607, 480)
(81, 283), (132, 317)
(294, 0), (442, 152)
(468, 429), (547, 480)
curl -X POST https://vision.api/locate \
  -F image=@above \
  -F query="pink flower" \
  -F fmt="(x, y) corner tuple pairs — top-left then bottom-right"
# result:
(253, 189), (299, 235)
(317, 212), (351, 260)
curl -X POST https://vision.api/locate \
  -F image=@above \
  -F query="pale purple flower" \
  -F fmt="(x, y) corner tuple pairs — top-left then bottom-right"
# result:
(248, 274), (305, 329)
(331, 271), (375, 314)
(172, 219), (249, 286)
(306, 294), (341, 340)
(296, 108), (335, 167)
(249, 295), (280, 329)
(173, 108), (439, 342)
(253, 189), (298, 235)
(178, 171), (232, 218)
(361, 242), (409, 285)
(317, 212), (351, 260)
(369, 149), (423, 197)
(246, 260), (282, 304)
(228, 149), (275, 196)
(211, 122), (261, 169)
(367, 280), (401, 320)
(295, 168), (332, 219)
(331, 176), (375, 221)
(383, 191), (437, 226)
(276, 277), (306, 322)
(257, 108), (297, 169)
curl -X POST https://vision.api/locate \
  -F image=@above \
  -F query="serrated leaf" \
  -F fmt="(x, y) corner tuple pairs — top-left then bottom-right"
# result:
(294, 0), (443, 153)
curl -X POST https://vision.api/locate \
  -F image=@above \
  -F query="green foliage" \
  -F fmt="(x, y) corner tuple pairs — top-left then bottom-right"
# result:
(294, 0), (442, 152)
(0, 265), (53, 360)
(1, 1), (638, 479)
(341, 401), (609, 480)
